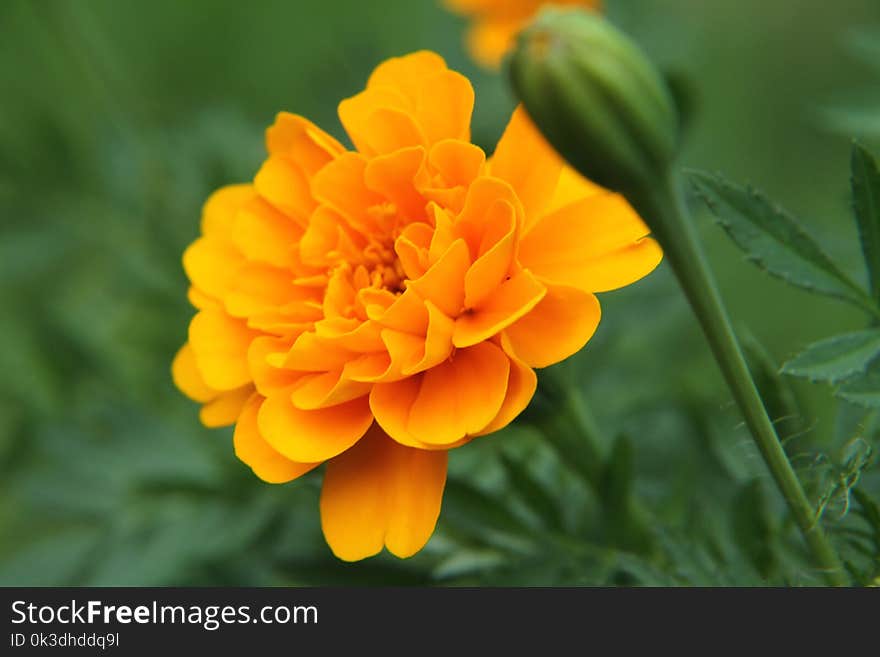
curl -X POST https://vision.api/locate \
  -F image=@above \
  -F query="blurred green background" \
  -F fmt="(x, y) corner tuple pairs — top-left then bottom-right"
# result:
(1, 0), (879, 586)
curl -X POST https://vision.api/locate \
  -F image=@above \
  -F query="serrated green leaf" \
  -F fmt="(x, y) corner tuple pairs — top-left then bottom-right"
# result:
(838, 361), (880, 408)
(689, 170), (877, 316)
(782, 329), (880, 383)
(852, 143), (880, 301)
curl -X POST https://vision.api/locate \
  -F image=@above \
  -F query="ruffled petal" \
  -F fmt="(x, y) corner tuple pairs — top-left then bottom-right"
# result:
(414, 69), (474, 145)
(502, 284), (601, 368)
(453, 270), (546, 348)
(200, 184), (255, 240)
(258, 393), (373, 463)
(408, 239), (470, 318)
(475, 352), (537, 436)
(248, 336), (301, 397)
(290, 371), (373, 410)
(339, 90), (426, 157)
(254, 156), (315, 225)
(367, 50), (448, 102)
(311, 153), (385, 234)
(407, 341), (510, 445)
(519, 192), (663, 292)
(265, 112), (344, 177)
(462, 198), (516, 309)
(223, 263), (300, 318)
(188, 309), (259, 390)
(363, 146), (430, 221)
(490, 106), (563, 224)
(172, 343), (216, 403)
(234, 394), (320, 483)
(232, 198), (301, 269)
(199, 384), (253, 428)
(320, 424), (447, 561)
(369, 376), (423, 447)
(428, 140), (485, 189)
(182, 237), (244, 302)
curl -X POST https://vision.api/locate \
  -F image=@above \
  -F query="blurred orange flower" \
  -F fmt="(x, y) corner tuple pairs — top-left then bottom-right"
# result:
(173, 51), (660, 561)
(445, 0), (602, 68)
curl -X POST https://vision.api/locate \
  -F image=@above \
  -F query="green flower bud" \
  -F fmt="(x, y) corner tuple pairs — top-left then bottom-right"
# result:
(508, 8), (679, 198)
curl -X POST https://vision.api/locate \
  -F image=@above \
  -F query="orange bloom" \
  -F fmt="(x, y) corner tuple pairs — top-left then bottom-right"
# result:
(445, 0), (602, 69)
(172, 51), (661, 561)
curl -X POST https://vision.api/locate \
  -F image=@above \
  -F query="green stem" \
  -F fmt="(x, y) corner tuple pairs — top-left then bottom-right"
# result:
(630, 173), (849, 586)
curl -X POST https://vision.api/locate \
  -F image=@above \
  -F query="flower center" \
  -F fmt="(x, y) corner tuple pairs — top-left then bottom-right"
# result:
(359, 237), (407, 294)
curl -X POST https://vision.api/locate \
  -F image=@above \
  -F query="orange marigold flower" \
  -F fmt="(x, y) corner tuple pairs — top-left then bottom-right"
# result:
(445, 0), (602, 69)
(172, 51), (661, 561)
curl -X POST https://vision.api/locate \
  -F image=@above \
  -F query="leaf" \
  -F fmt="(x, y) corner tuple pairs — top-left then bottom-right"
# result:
(599, 436), (654, 554)
(741, 330), (804, 441)
(441, 479), (535, 545)
(852, 489), (880, 537)
(499, 452), (565, 531)
(731, 480), (778, 580)
(834, 400), (879, 446)
(838, 360), (880, 408)
(781, 329), (880, 383)
(852, 143), (880, 301)
(689, 170), (876, 315)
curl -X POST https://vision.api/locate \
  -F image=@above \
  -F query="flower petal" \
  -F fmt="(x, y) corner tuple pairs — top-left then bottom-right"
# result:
(428, 139), (485, 189)
(464, 18), (520, 70)
(364, 146), (430, 221)
(367, 51), (448, 102)
(187, 286), (221, 310)
(369, 376), (423, 447)
(266, 112), (344, 177)
(462, 199), (516, 309)
(408, 341), (510, 445)
(311, 152), (385, 233)
(454, 176), (523, 257)
(475, 353), (537, 436)
(254, 156), (315, 225)
(414, 69), (474, 145)
(408, 238), (470, 318)
(183, 237), (244, 302)
(519, 192), (662, 293)
(234, 394), (319, 483)
(200, 384), (253, 428)
(502, 284), (601, 368)
(232, 198), (301, 269)
(453, 269), (546, 348)
(258, 393), (373, 463)
(401, 301), (455, 375)
(290, 371), (373, 410)
(338, 89), (426, 157)
(189, 309), (259, 390)
(201, 184), (255, 240)
(172, 343), (216, 403)
(223, 263), (300, 318)
(490, 106), (563, 225)
(320, 424), (447, 561)
(546, 165), (603, 215)
(248, 336), (301, 397)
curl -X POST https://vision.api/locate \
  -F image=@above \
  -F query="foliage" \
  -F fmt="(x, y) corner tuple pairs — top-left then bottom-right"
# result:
(690, 146), (880, 583)
(1, 0), (879, 586)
